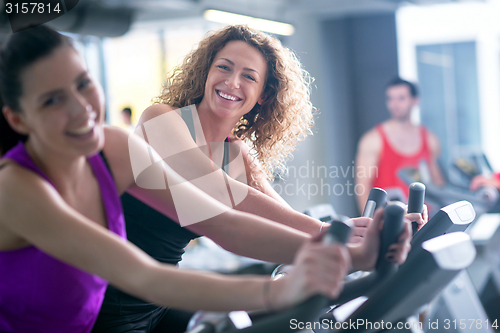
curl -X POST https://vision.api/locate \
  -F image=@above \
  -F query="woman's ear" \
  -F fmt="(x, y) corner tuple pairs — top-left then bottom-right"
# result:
(257, 93), (268, 105)
(2, 106), (29, 135)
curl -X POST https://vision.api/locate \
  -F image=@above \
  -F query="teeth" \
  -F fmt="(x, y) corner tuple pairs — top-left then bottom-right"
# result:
(67, 119), (95, 136)
(218, 90), (238, 101)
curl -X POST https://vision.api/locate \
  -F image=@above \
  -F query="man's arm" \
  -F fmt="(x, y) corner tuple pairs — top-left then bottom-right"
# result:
(355, 129), (382, 213)
(427, 131), (445, 187)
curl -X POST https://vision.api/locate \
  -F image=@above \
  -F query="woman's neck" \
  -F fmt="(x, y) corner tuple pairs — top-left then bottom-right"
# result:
(25, 140), (89, 194)
(196, 102), (237, 144)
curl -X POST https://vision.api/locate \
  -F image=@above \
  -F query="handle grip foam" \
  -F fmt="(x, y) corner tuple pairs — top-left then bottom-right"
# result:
(335, 202), (405, 305)
(408, 182), (425, 235)
(362, 187), (387, 217)
(376, 201), (406, 273)
(323, 220), (351, 245)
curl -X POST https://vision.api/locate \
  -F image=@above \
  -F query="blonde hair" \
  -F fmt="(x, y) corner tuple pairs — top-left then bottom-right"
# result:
(155, 25), (315, 181)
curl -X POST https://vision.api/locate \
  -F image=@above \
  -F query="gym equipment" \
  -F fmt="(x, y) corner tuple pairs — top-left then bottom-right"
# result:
(320, 200), (475, 332)
(333, 202), (405, 306)
(469, 213), (500, 325)
(406, 200), (475, 264)
(276, 188), (388, 282)
(185, 219), (352, 333)
(272, 203), (349, 281)
(331, 232), (476, 333)
(408, 182), (426, 234)
(276, 193), (475, 326)
(185, 194), (479, 333)
(275, 189), (390, 284)
(452, 153), (494, 186)
(304, 187), (387, 226)
(399, 160), (499, 218)
(424, 270), (494, 333)
(362, 188), (387, 218)
(186, 202), (406, 333)
(185, 231), (476, 333)
(424, 213), (500, 332)
(304, 204), (341, 223)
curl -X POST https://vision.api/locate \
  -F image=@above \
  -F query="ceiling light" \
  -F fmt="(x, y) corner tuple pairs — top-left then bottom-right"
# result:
(203, 10), (295, 36)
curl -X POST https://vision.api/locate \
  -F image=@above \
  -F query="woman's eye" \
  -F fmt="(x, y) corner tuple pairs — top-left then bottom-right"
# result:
(217, 65), (230, 71)
(43, 96), (60, 107)
(78, 79), (91, 90)
(244, 74), (256, 82)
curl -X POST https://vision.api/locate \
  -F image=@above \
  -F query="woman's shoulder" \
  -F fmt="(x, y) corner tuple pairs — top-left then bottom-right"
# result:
(140, 104), (179, 123)
(0, 159), (57, 218)
(0, 161), (39, 246)
(0, 159), (44, 189)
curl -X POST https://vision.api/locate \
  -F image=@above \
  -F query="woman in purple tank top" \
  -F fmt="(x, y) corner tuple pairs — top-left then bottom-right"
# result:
(0, 26), (368, 333)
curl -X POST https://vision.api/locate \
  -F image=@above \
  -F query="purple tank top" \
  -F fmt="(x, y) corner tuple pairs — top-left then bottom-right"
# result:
(0, 142), (126, 333)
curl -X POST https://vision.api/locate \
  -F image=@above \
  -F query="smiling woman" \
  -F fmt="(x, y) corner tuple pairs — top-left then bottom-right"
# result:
(156, 25), (315, 182)
(199, 41), (268, 127)
(8, 45), (104, 159)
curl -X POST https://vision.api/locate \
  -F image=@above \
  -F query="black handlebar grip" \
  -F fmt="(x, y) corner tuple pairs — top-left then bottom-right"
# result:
(362, 187), (387, 217)
(323, 220), (351, 245)
(408, 182), (426, 235)
(376, 201), (405, 273)
(334, 203), (406, 305)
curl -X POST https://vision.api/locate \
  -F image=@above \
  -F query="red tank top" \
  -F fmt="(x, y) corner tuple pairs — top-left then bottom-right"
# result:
(372, 124), (432, 201)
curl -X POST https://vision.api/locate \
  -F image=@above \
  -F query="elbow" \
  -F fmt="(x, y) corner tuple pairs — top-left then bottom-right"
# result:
(206, 210), (251, 256)
(189, 209), (240, 244)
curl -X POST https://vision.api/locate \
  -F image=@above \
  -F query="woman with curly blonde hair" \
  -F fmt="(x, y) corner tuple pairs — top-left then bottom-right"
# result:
(93, 25), (414, 333)
(156, 24), (314, 183)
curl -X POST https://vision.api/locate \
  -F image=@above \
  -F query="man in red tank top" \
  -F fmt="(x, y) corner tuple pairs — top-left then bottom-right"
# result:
(355, 78), (445, 213)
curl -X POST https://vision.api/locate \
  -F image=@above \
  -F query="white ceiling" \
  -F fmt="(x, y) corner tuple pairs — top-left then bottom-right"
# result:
(97, 0), (478, 23)
(0, 0), (483, 37)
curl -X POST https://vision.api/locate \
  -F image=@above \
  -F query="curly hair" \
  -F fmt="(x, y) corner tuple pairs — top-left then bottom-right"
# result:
(154, 25), (315, 182)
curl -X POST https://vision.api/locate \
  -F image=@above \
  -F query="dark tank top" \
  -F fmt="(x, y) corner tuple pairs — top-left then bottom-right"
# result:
(100, 107), (230, 311)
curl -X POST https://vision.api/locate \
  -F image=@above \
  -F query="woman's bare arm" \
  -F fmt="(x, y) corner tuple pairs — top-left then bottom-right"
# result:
(129, 105), (322, 234)
(103, 125), (308, 264)
(106, 108), (412, 269)
(0, 164), (348, 311)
